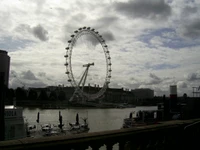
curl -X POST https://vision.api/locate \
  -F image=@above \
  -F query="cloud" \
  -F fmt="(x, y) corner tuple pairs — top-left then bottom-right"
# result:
(22, 70), (37, 80)
(32, 24), (49, 41)
(114, 0), (171, 20)
(147, 73), (162, 85)
(181, 6), (198, 17)
(9, 70), (48, 89)
(96, 16), (119, 29)
(38, 72), (46, 77)
(186, 71), (200, 81)
(2, 0), (200, 97)
(182, 19), (200, 39)
(15, 24), (49, 41)
(177, 81), (187, 88)
(102, 31), (115, 42)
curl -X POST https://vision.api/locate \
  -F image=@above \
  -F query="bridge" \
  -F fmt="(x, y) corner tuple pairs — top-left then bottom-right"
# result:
(0, 118), (200, 150)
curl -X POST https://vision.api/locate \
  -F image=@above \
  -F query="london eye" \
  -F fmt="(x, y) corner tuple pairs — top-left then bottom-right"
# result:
(64, 27), (112, 101)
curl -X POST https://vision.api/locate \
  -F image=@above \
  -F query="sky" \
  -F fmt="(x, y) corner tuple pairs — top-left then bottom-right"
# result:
(1, 0), (200, 97)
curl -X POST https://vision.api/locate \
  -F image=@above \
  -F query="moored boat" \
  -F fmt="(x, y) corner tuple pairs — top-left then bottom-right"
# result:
(122, 110), (159, 128)
(4, 105), (27, 140)
(68, 113), (90, 134)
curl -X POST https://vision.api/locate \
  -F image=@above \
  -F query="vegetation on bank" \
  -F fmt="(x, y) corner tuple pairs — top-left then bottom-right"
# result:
(4, 87), (190, 108)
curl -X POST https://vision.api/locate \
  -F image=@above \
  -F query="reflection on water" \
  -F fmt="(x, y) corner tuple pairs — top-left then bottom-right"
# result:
(23, 106), (157, 133)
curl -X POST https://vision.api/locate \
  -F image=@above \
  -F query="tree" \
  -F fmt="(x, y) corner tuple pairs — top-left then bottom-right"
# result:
(5, 88), (15, 105)
(49, 90), (57, 101)
(58, 90), (66, 101)
(15, 87), (27, 101)
(28, 89), (38, 100)
(38, 89), (49, 101)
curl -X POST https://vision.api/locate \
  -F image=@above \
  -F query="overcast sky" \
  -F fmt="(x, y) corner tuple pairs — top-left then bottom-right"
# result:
(1, 0), (200, 97)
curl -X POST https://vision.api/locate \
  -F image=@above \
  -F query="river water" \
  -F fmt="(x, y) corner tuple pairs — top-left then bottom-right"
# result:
(23, 106), (157, 133)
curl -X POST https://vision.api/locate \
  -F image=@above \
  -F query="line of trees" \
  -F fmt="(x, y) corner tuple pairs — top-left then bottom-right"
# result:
(5, 87), (67, 105)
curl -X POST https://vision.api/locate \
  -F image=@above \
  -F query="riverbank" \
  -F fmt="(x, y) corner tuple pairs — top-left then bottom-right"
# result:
(17, 101), (137, 109)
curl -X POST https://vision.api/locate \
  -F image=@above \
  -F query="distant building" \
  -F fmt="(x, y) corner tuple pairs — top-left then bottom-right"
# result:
(0, 50), (10, 87)
(131, 88), (154, 100)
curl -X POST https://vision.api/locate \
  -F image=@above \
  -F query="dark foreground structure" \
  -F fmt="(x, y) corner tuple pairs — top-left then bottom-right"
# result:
(0, 118), (200, 150)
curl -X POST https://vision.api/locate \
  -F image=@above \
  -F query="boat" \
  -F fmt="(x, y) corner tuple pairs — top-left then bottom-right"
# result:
(68, 113), (90, 134)
(26, 111), (66, 138)
(4, 105), (27, 140)
(122, 110), (159, 128)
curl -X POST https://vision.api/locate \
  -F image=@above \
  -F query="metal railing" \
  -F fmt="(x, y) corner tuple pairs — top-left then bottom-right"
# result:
(0, 118), (200, 150)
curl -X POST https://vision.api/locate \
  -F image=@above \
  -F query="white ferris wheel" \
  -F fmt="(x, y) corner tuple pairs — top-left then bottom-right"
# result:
(64, 27), (112, 101)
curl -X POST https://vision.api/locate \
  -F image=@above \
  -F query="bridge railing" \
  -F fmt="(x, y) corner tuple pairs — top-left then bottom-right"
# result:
(0, 118), (200, 150)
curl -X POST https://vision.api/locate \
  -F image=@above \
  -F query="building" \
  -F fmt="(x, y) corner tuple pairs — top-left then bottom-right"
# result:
(169, 85), (178, 111)
(0, 50), (10, 87)
(131, 88), (154, 100)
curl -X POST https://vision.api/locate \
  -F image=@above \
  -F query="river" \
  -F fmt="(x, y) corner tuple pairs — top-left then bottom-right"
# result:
(23, 106), (157, 133)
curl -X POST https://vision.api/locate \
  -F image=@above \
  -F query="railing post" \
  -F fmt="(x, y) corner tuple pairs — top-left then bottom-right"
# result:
(106, 143), (113, 150)
(90, 143), (103, 150)
(118, 141), (125, 150)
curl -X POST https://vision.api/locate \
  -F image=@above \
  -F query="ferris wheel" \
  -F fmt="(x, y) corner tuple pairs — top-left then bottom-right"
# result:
(64, 27), (112, 101)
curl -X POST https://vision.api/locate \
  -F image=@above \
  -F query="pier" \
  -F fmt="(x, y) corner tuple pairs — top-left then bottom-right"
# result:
(0, 118), (200, 150)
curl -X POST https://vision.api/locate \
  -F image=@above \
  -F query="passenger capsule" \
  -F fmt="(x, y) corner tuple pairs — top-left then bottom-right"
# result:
(79, 28), (82, 30)
(68, 40), (72, 43)
(68, 79), (72, 82)
(64, 55), (68, 57)
(65, 71), (69, 74)
(65, 47), (69, 50)
(71, 35), (75, 37)
(74, 30), (78, 33)
(91, 29), (95, 31)
(108, 57), (111, 59)
(83, 27), (86, 29)
(104, 45), (108, 48)
(87, 27), (91, 30)
(64, 63), (68, 66)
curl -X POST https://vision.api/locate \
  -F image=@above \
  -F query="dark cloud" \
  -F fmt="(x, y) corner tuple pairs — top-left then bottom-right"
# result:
(32, 24), (49, 41)
(97, 16), (118, 27)
(22, 70), (37, 80)
(177, 81), (187, 88)
(182, 6), (198, 17)
(182, 20), (200, 38)
(147, 73), (162, 85)
(114, 0), (171, 20)
(186, 72), (200, 81)
(15, 24), (49, 41)
(9, 70), (48, 89)
(84, 30), (114, 46)
(102, 31), (115, 42)
(38, 72), (46, 77)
